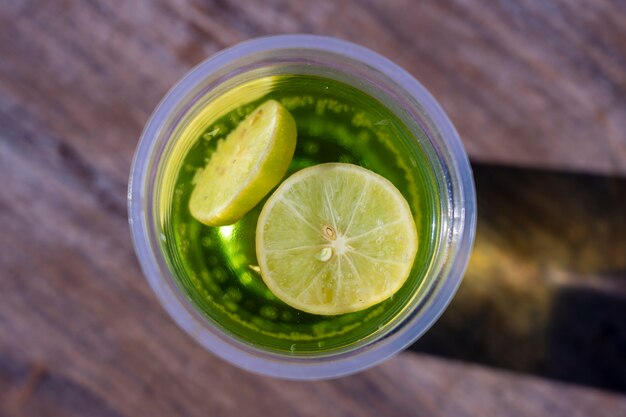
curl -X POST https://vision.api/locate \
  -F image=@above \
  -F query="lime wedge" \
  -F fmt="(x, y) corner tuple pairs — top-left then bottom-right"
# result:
(256, 163), (418, 315)
(189, 100), (297, 226)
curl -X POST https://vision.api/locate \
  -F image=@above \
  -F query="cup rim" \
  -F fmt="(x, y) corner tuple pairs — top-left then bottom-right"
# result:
(128, 34), (476, 380)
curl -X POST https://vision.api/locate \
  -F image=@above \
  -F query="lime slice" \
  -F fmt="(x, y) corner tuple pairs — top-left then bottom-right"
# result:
(256, 163), (418, 315)
(189, 100), (297, 226)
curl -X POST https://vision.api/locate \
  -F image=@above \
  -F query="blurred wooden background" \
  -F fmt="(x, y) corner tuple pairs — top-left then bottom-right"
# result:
(1, 0), (625, 416)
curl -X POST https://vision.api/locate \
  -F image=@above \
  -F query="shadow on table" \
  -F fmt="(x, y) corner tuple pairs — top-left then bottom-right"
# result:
(408, 163), (626, 393)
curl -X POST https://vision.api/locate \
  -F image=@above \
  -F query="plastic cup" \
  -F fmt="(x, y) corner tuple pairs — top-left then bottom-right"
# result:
(128, 35), (476, 380)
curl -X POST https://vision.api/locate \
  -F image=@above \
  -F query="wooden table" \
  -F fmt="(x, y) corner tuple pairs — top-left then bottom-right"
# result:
(1, 1), (625, 416)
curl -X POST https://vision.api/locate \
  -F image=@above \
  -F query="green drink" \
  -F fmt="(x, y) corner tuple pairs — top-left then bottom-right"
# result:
(129, 36), (475, 379)
(163, 74), (440, 353)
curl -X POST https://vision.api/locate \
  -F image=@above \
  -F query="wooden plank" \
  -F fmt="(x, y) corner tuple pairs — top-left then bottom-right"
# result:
(1, 1), (626, 416)
(0, 153), (624, 416)
(2, 0), (625, 175)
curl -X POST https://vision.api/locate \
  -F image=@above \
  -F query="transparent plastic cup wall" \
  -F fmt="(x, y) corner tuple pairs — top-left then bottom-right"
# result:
(128, 35), (476, 380)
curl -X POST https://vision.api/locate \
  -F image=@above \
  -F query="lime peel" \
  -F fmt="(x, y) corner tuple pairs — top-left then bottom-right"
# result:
(189, 100), (297, 226)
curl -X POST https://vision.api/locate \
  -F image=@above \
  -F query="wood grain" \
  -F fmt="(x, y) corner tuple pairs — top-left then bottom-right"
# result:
(2, 0), (626, 177)
(1, 0), (626, 416)
(2, 345), (626, 417)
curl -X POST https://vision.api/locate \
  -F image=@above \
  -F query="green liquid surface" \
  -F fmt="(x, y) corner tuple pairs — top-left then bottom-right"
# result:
(162, 75), (440, 353)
